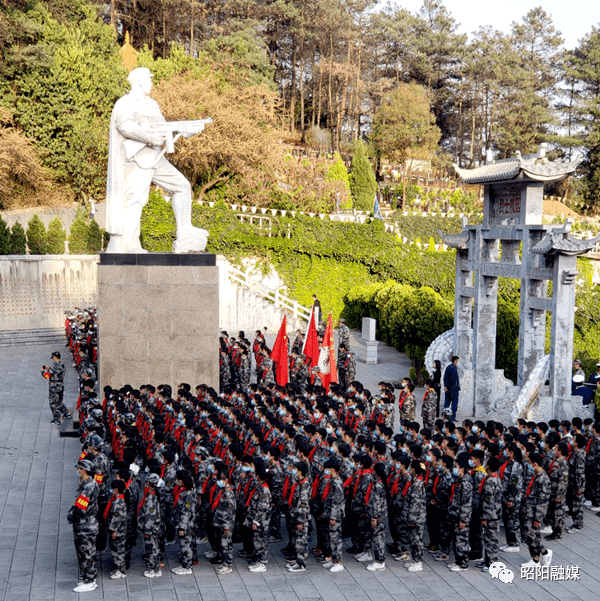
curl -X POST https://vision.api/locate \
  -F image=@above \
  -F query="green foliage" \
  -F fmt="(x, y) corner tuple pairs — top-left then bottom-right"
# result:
(87, 219), (103, 253)
(342, 280), (453, 376)
(325, 153), (352, 209)
(46, 217), (66, 254)
(349, 140), (377, 211)
(68, 209), (89, 254)
(573, 280), (600, 376)
(496, 297), (520, 382)
(140, 189), (177, 252)
(26, 214), (47, 254)
(0, 215), (10, 254)
(10, 222), (27, 254)
(5, 0), (127, 196)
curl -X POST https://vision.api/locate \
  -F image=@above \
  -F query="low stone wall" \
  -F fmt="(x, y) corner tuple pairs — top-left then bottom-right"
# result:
(0, 256), (98, 331)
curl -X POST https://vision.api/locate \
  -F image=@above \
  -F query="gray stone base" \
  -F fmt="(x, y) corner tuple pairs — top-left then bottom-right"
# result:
(358, 340), (379, 364)
(97, 253), (219, 391)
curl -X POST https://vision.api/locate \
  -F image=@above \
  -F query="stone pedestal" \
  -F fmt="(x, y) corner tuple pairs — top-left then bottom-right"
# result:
(97, 253), (219, 392)
(358, 340), (379, 364)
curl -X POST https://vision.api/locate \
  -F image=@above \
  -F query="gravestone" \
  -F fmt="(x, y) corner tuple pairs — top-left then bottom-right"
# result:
(358, 317), (378, 364)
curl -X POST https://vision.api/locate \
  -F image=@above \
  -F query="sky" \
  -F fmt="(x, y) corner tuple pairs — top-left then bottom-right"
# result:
(394, 0), (600, 49)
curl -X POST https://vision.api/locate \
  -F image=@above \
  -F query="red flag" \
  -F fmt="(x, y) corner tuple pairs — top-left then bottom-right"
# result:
(318, 313), (338, 392)
(302, 308), (320, 382)
(270, 315), (289, 386)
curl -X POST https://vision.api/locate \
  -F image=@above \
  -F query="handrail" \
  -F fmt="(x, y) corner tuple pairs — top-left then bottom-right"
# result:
(223, 263), (311, 322)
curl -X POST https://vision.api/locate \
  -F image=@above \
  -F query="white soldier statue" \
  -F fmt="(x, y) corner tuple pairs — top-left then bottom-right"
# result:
(105, 67), (211, 253)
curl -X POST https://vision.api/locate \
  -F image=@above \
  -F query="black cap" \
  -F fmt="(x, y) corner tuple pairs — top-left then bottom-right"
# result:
(51, 351), (61, 359)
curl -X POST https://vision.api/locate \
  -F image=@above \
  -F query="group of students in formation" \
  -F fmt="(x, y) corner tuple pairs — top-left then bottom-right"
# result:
(219, 324), (357, 393)
(67, 370), (600, 593)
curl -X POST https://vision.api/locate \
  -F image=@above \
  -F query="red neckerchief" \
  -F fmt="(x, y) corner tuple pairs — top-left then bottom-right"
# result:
(245, 485), (258, 507)
(586, 438), (593, 454)
(525, 474), (536, 496)
(282, 476), (290, 502)
(401, 480), (411, 498)
(321, 476), (332, 501)
(287, 481), (298, 507)
(432, 474), (441, 496)
(479, 472), (498, 494)
(365, 481), (375, 504)
(499, 460), (510, 480)
(311, 474), (321, 499)
(137, 486), (152, 514)
(173, 485), (185, 508)
(103, 493), (124, 522)
(211, 489), (223, 512)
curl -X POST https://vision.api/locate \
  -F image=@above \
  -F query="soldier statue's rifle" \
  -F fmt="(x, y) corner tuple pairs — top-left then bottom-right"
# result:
(123, 118), (213, 168)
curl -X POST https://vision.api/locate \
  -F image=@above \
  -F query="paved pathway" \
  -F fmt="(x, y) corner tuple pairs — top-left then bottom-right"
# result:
(1, 340), (600, 601)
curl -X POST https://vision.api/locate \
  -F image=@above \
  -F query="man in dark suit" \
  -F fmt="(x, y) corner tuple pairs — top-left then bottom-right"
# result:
(443, 356), (461, 421)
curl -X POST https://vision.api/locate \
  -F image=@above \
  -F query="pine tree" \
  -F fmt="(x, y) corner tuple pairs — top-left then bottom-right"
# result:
(26, 214), (48, 254)
(87, 219), (103, 253)
(349, 140), (377, 212)
(10, 222), (27, 254)
(0, 215), (10, 254)
(325, 153), (352, 209)
(68, 209), (89, 254)
(46, 217), (66, 254)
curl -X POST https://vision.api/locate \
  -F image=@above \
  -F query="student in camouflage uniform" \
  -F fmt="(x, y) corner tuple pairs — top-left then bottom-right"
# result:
(104, 479), (128, 579)
(468, 449), (487, 561)
(266, 447), (284, 542)
(421, 380), (437, 430)
(567, 434), (586, 533)
(239, 351), (251, 391)
(172, 470), (197, 575)
(68, 459), (100, 593)
(138, 473), (163, 578)
(338, 345), (348, 388)
(41, 351), (71, 424)
(246, 466), (272, 572)
(389, 455), (412, 560)
(500, 443), (523, 552)
(286, 461), (311, 572)
(521, 453), (553, 568)
(479, 456), (502, 571)
(402, 460), (427, 572)
(544, 442), (569, 540)
(399, 384), (416, 422)
(219, 349), (230, 392)
(433, 455), (454, 562)
(447, 453), (473, 572)
(338, 318), (350, 351)
(344, 352), (356, 386)
(321, 459), (346, 572)
(211, 464), (237, 575)
(365, 462), (388, 571)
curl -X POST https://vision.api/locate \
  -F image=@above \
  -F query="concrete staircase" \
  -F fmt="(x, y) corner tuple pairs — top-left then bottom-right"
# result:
(0, 328), (65, 348)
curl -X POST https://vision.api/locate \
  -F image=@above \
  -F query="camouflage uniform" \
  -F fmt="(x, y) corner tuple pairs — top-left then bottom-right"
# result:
(239, 354), (251, 392)
(245, 482), (272, 565)
(469, 467), (487, 560)
(46, 360), (70, 421)
(568, 447), (586, 529)
(137, 486), (162, 573)
(105, 491), (128, 573)
(295, 360), (309, 392)
(448, 473), (473, 569)
(174, 487), (197, 568)
(481, 473), (502, 566)
(322, 474), (345, 563)
(545, 455), (568, 537)
(219, 351), (230, 392)
(262, 358), (275, 387)
(68, 476), (99, 585)
(338, 348), (347, 389)
(399, 392), (415, 422)
(338, 323), (350, 351)
(268, 460), (285, 539)
(435, 470), (454, 556)
(345, 352), (356, 386)
(402, 475), (426, 562)
(349, 468), (374, 553)
(366, 477), (388, 563)
(421, 390), (437, 430)
(501, 459), (523, 546)
(211, 484), (237, 566)
(522, 469), (551, 559)
(289, 477), (311, 567)
(389, 470), (411, 554)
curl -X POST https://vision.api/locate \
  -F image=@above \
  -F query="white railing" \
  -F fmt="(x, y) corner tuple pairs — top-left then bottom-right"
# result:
(224, 263), (312, 322)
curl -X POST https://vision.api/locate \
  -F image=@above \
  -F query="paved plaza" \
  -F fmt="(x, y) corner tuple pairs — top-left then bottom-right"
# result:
(1, 338), (600, 601)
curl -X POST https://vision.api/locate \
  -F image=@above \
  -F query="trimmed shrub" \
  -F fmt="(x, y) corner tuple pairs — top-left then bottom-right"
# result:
(26, 214), (48, 254)
(46, 217), (66, 254)
(10, 222), (27, 254)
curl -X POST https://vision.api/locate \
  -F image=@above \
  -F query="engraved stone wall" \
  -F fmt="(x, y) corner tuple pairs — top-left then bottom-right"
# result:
(0, 256), (98, 330)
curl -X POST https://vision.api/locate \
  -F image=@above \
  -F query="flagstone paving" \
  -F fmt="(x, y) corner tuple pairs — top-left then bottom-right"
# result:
(1, 336), (599, 601)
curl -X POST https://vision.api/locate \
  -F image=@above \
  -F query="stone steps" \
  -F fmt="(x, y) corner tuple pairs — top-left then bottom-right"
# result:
(59, 408), (80, 438)
(0, 328), (66, 348)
